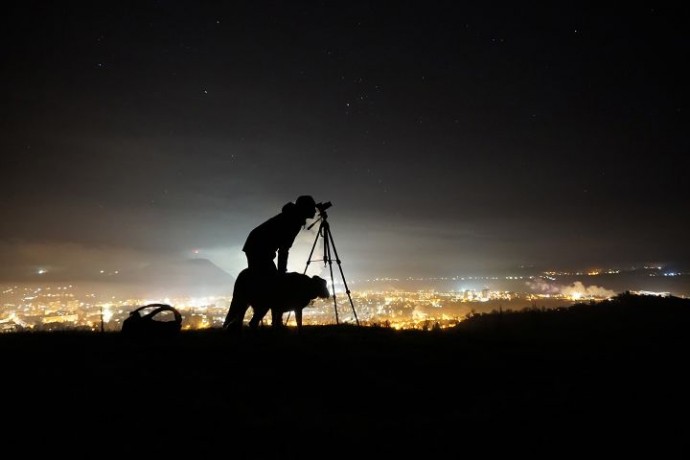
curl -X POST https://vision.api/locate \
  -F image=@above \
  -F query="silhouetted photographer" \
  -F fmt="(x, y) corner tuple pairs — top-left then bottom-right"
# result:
(241, 195), (318, 277)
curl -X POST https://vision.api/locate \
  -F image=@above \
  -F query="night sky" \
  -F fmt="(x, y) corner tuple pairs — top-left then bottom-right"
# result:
(2, 2), (688, 284)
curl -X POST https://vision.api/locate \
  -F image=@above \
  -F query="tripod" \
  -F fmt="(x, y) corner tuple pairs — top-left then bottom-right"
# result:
(303, 207), (359, 326)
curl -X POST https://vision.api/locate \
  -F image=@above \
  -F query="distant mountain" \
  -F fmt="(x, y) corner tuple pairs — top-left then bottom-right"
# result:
(116, 258), (235, 297)
(132, 257), (232, 283)
(0, 257), (236, 299)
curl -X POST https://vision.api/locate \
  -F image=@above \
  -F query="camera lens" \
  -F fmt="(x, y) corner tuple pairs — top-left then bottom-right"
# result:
(317, 201), (332, 212)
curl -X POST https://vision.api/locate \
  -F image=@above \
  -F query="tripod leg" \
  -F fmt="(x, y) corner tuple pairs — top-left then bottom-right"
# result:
(303, 220), (324, 275)
(323, 230), (340, 324)
(325, 226), (359, 326)
(301, 216), (359, 327)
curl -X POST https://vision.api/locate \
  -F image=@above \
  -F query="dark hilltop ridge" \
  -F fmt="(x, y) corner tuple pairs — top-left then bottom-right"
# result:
(4, 293), (688, 457)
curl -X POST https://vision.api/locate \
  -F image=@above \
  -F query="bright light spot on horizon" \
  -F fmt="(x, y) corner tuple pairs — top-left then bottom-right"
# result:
(102, 304), (114, 322)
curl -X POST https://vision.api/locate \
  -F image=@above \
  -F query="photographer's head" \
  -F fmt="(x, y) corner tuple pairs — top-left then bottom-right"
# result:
(295, 195), (317, 219)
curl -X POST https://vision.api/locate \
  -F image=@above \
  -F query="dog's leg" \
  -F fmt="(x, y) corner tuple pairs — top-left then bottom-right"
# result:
(294, 308), (303, 333)
(270, 308), (285, 329)
(223, 297), (247, 332)
(248, 306), (266, 330)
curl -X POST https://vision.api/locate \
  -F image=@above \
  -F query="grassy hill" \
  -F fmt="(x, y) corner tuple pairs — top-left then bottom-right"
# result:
(3, 292), (688, 457)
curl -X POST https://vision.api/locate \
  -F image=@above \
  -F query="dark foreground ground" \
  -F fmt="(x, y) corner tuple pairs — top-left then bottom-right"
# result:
(3, 294), (689, 458)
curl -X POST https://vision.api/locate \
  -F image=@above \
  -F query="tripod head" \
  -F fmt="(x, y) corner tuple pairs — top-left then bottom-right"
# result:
(316, 201), (332, 217)
(308, 201), (332, 230)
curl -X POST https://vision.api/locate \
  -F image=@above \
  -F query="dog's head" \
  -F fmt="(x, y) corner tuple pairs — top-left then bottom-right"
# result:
(311, 275), (330, 299)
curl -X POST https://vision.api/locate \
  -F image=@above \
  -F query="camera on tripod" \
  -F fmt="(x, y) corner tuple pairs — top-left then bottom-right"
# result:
(316, 201), (332, 213)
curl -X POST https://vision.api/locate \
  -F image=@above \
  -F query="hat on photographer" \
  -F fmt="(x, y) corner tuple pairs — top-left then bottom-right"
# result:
(295, 195), (317, 219)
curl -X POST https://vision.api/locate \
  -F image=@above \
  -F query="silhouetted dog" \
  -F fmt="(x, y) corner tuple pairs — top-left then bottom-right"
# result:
(223, 269), (330, 333)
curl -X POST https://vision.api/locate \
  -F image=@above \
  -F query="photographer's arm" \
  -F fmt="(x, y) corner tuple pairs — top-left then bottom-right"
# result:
(277, 248), (289, 273)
